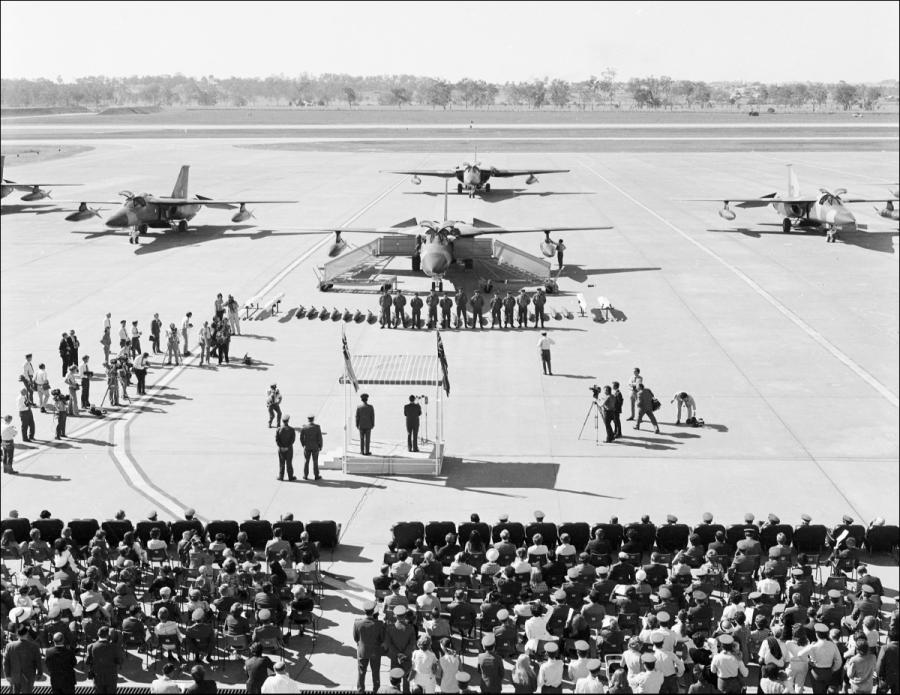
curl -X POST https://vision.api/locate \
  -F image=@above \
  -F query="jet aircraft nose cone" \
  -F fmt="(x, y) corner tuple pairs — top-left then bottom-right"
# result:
(106, 211), (128, 228)
(834, 210), (856, 230)
(421, 253), (448, 276)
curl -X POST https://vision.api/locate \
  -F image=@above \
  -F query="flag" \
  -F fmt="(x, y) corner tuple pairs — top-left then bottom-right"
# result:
(436, 330), (450, 396)
(342, 328), (359, 392)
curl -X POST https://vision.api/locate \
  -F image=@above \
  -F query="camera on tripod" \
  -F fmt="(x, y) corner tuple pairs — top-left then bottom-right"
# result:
(588, 385), (602, 399)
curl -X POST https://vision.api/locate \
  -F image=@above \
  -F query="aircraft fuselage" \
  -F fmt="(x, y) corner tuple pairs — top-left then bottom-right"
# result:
(772, 195), (856, 231)
(105, 195), (201, 229)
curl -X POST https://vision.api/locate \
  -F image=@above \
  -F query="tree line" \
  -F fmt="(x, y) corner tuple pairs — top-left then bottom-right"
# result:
(1, 71), (894, 111)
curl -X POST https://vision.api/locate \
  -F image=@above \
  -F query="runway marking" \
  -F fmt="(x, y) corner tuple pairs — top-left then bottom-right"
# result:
(580, 160), (900, 409)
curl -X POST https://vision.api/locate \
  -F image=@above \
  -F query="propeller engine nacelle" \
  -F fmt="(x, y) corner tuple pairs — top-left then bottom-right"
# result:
(718, 204), (736, 221)
(21, 187), (50, 202)
(526, 174), (539, 185)
(231, 203), (254, 223)
(410, 175), (421, 185)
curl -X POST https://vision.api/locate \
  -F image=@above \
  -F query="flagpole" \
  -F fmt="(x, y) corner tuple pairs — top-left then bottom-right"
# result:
(342, 325), (348, 473)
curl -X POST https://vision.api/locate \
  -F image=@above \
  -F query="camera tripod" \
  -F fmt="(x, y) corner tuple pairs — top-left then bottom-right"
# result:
(577, 399), (601, 445)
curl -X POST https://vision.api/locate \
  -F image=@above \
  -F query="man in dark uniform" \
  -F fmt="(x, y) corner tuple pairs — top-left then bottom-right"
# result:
(3, 626), (44, 694)
(454, 288), (468, 328)
(532, 287), (547, 328)
(85, 626), (122, 694)
(600, 385), (616, 443)
(425, 290), (439, 329)
(353, 601), (385, 692)
(45, 631), (76, 694)
(392, 290), (407, 328)
(379, 290), (393, 329)
(611, 381), (624, 439)
(58, 332), (71, 377)
(275, 415), (296, 482)
(150, 313), (162, 354)
(299, 414), (323, 480)
(356, 393), (375, 456)
(502, 291), (516, 328)
(489, 293), (502, 328)
(403, 396), (421, 453)
(409, 293), (423, 329)
(470, 290), (485, 329)
(439, 293), (453, 329)
(634, 383), (660, 434)
(516, 289), (530, 328)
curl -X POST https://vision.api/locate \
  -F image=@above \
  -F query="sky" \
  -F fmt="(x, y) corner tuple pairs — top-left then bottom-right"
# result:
(2, 1), (898, 84)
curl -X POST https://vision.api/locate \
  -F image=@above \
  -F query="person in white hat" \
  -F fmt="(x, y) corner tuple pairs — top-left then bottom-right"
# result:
(711, 634), (749, 693)
(478, 632), (506, 690)
(480, 547), (503, 578)
(633, 652), (664, 693)
(652, 629), (685, 690)
(416, 581), (440, 615)
(537, 331), (555, 375)
(353, 600), (385, 692)
(568, 639), (593, 681)
(575, 658), (605, 693)
(799, 624), (843, 693)
(385, 605), (416, 684)
(537, 641), (564, 689)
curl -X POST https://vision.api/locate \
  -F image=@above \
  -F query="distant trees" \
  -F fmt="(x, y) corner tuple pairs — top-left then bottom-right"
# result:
(1, 72), (894, 111)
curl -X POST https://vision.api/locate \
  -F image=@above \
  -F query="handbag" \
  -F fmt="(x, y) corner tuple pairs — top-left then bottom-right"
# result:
(651, 398), (661, 411)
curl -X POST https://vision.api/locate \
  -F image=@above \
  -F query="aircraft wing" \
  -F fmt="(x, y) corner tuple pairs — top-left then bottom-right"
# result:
(455, 220), (613, 237)
(487, 169), (570, 178)
(146, 196), (297, 207)
(380, 170), (458, 178)
(6, 183), (80, 190)
(838, 196), (900, 204)
(684, 197), (815, 209)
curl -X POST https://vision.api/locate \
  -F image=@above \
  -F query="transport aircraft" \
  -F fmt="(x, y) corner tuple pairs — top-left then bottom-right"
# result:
(62, 165), (295, 233)
(689, 165), (898, 232)
(0, 155), (79, 201)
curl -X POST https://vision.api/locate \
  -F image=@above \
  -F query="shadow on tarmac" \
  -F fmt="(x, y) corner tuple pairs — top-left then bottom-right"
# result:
(563, 265), (661, 283)
(403, 189), (594, 203)
(7, 471), (70, 482)
(592, 308), (629, 323)
(708, 227), (898, 254)
(1, 203), (67, 216)
(239, 334), (276, 341)
(612, 435), (681, 451)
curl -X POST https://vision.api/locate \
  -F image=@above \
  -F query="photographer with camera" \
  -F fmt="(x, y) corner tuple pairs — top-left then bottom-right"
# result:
(51, 389), (68, 439)
(671, 392), (698, 426)
(133, 352), (149, 395)
(64, 366), (80, 416)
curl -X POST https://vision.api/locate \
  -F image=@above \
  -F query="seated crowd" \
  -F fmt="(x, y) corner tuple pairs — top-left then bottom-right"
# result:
(363, 511), (898, 692)
(1, 507), (335, 693)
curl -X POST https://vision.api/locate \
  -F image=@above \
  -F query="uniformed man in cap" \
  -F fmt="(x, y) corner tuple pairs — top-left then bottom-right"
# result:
(634, 652), (664, 693)
(575, 658), (605, 693)
(379, 289), (393, 329)
(384, 605), (416, 688)
(454, 671), (471, 694)
(470, 289), (485, 329)
(502, 290), (516, 328)
(800, 623), (842, 694)
(532, 287), (547, 328)
(569, 640), (593, 681)
(377, 666), (405, 693)
(711, 634), (747, 693)
(353, 600), (385, 692)
(409, 292), (423, 329)
(425, 289), (439, 329)
(827, 514), (855, 547)
(652, 630), (685, 692)
(489, 292), (503, 328)
(439, 292), (453, 329)
(453, 287), (467, 328)
(299, 414), (323, 481)
(275, 414), (296, 482)
(392, 290), (408, 328)
(356, 393), (374, 456)
(516, 289), (530, 328)
(478, 632), (506, 690)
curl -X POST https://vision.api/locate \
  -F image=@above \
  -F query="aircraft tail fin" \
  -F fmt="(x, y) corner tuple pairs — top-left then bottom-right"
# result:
(171, 165), (190, 198)
(787, 164), (800, 198)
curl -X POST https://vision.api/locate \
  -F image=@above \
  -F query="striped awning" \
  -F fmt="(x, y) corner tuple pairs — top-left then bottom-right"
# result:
(339, 354), (442, 386)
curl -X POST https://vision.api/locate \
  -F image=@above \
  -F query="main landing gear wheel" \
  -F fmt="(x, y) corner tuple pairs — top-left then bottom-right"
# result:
(782, 218), (791, 233)
(485, 183), (491, 192)
(177, 220), (188, 233)
(457, 183), (463, 195)
(138, 224), (148, 235)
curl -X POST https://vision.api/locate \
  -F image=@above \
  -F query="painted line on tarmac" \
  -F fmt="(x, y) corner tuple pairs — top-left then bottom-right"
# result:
(581, 160), (900, 409)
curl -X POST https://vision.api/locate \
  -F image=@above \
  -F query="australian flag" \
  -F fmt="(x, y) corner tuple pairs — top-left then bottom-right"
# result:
(342, 329), (359, 392)
(436, 331), (449, 396)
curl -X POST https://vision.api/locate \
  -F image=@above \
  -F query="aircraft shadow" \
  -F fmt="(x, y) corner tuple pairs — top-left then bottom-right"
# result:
(1, 203), (67, 216)
(404, 189), (594, 203)
(708, 227), (897, 254)
(68, 226), (315, 255)
(562, 266), (661, 282)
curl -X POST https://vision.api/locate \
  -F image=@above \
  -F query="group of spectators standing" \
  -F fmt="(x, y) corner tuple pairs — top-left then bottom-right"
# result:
(1, 507), (319, 693)
(349, 510), (899, 693)
(379, 286), (553, 330)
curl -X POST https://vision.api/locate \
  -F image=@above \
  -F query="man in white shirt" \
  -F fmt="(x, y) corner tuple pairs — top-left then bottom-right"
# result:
(181, 312), (193, 356)
(130, 321), (142, 358)
(633, 652), (664, 693)
(79, 355), (93, 408)
(21, 354), (36, 406)
(149, 662), (180, 693)
(626, 367), (643, 421)
(261, 661), (302, 693)
(537, 641), (564, 689)
(575, 659), (606, 693)
(537, 331), (555, 375)
(2, 415), (18, 474)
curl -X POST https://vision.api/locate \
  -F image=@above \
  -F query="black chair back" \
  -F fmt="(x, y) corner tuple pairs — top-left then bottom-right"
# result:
(273, 520), (305, 545)
(170, 520), (205, 543)
(205, 520), (240, 546)
(30, 518), (64, 544)
(865, 525), (899, 553)
(457, 522), (491, 548)
(759, 524), (793, 551)
(425, 521), (457, 550)
(1, 518), (31, 543)
(655, 524), (690, 553)
(792, 525), (827, 554)
(306, 520), (339, 549)
(391, 522), (425, 551)
(525, 522), (559, 549)
(68, 518), (100, 547)
(558, 522), (590, 552)
(135, 520), (171, 545)
(239, 520), (274, 549)
(491, 522), (526, 546)
(100, 520), (134, 546)
(590, 523), (624, 551)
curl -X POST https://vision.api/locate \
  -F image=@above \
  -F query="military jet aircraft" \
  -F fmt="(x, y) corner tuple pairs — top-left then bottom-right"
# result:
(63, 165), (296, 233)
(383, 151), (569, 198)
(1, 155), (79, 201)
(306, 184), (611, 290)
(688, 165), (898, 233)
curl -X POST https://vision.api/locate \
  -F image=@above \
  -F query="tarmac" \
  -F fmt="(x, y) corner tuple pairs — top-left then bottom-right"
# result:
(1, 126), (898, 689)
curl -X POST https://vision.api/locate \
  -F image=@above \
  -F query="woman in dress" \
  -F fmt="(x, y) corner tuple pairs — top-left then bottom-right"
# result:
(409, 635), (438, 693)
